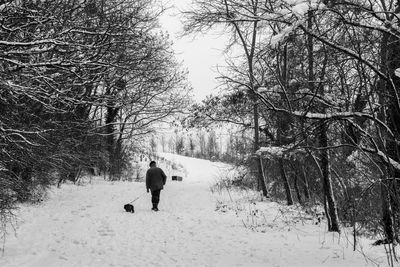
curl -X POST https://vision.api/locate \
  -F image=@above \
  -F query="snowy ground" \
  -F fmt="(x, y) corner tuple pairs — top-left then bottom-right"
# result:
(0, 153), (392, 267)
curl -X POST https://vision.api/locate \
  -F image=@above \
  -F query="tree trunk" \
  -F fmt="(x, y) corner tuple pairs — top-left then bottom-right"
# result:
(307, 10), (314, 93)
(385, 24), (400, 243)
(381, 174), (395, 242)
(319, 122), (340, 232)
(279, 158), (293, 205)
(311, 7), (339, 230)
(300, 165), (311, 202)
(254, 102), (269, 197)
(323, 194), (331, 230)
(379, 29), (399, 242)
(276, 43), (294, 205)
(105, 105), (119, 180)
(294, 172), (303, 205)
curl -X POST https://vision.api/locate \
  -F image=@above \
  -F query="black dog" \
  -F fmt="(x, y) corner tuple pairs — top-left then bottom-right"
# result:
(124, 204), (134, 213)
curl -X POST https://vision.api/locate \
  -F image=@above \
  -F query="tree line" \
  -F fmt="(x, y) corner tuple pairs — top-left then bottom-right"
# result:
(182, 0), (400, 255)
(0, 0), (190, 235)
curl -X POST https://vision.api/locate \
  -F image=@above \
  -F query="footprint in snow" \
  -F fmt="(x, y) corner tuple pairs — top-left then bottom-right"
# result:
(58, 255), (68, 261)
(98, 227), (115, 237)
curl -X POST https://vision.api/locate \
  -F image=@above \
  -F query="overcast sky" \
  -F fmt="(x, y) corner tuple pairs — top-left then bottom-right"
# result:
(159, 0), (229, 102)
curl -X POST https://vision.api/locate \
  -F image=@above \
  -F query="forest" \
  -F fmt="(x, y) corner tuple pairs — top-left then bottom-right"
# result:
(177, 0), (400, 252)
(1, 0), (400, 264)
(0, 0), (190, 238)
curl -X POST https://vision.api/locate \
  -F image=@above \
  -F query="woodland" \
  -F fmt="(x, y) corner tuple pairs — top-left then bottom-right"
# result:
(1, 0), (400, 264)
(180, 0), (400, 254)
(0, 0), (190, 239)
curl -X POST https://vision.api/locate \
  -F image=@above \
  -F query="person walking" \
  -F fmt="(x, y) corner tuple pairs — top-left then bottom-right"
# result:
(146, 161), (167, 211)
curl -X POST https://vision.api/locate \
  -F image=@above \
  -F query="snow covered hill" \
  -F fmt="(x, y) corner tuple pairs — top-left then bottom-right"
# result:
(0, 154), (390, 266)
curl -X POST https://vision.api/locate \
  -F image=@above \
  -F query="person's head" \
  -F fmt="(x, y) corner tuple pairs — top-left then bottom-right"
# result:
(149, 161), (156, 167)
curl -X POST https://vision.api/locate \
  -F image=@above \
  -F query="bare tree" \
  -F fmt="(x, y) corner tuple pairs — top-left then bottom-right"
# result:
(183, 0), (268, 197)
(0, 0), (190, 238)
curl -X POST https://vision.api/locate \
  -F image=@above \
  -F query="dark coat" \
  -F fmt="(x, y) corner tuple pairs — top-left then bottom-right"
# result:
(146, 167), (167, 191)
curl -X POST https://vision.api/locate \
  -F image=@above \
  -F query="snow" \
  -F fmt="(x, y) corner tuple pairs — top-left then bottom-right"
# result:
(377, 150), (400, 172)
(257, 146), (286, 156)
(395, 68), (400, 78)
(257, 86), (268, 93)
(270, 33), (285, 47)
(269, 22), (301, 47)
(292, 2), (309, 17)
(256, 145), (305, 158)
(0, 153), (390, 266)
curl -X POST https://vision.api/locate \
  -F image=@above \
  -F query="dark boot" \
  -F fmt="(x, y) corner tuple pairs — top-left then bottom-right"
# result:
(152, 203), (159, 211)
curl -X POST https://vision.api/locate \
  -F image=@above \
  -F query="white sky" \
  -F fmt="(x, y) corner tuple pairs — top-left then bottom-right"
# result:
(159, 0), (229, 102)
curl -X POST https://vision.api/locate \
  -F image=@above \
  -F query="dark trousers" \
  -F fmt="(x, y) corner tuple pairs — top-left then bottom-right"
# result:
(151, 189), (161, 205)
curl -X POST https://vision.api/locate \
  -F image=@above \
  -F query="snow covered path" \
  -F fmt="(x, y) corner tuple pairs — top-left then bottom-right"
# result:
(0, 154), (388, 266)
